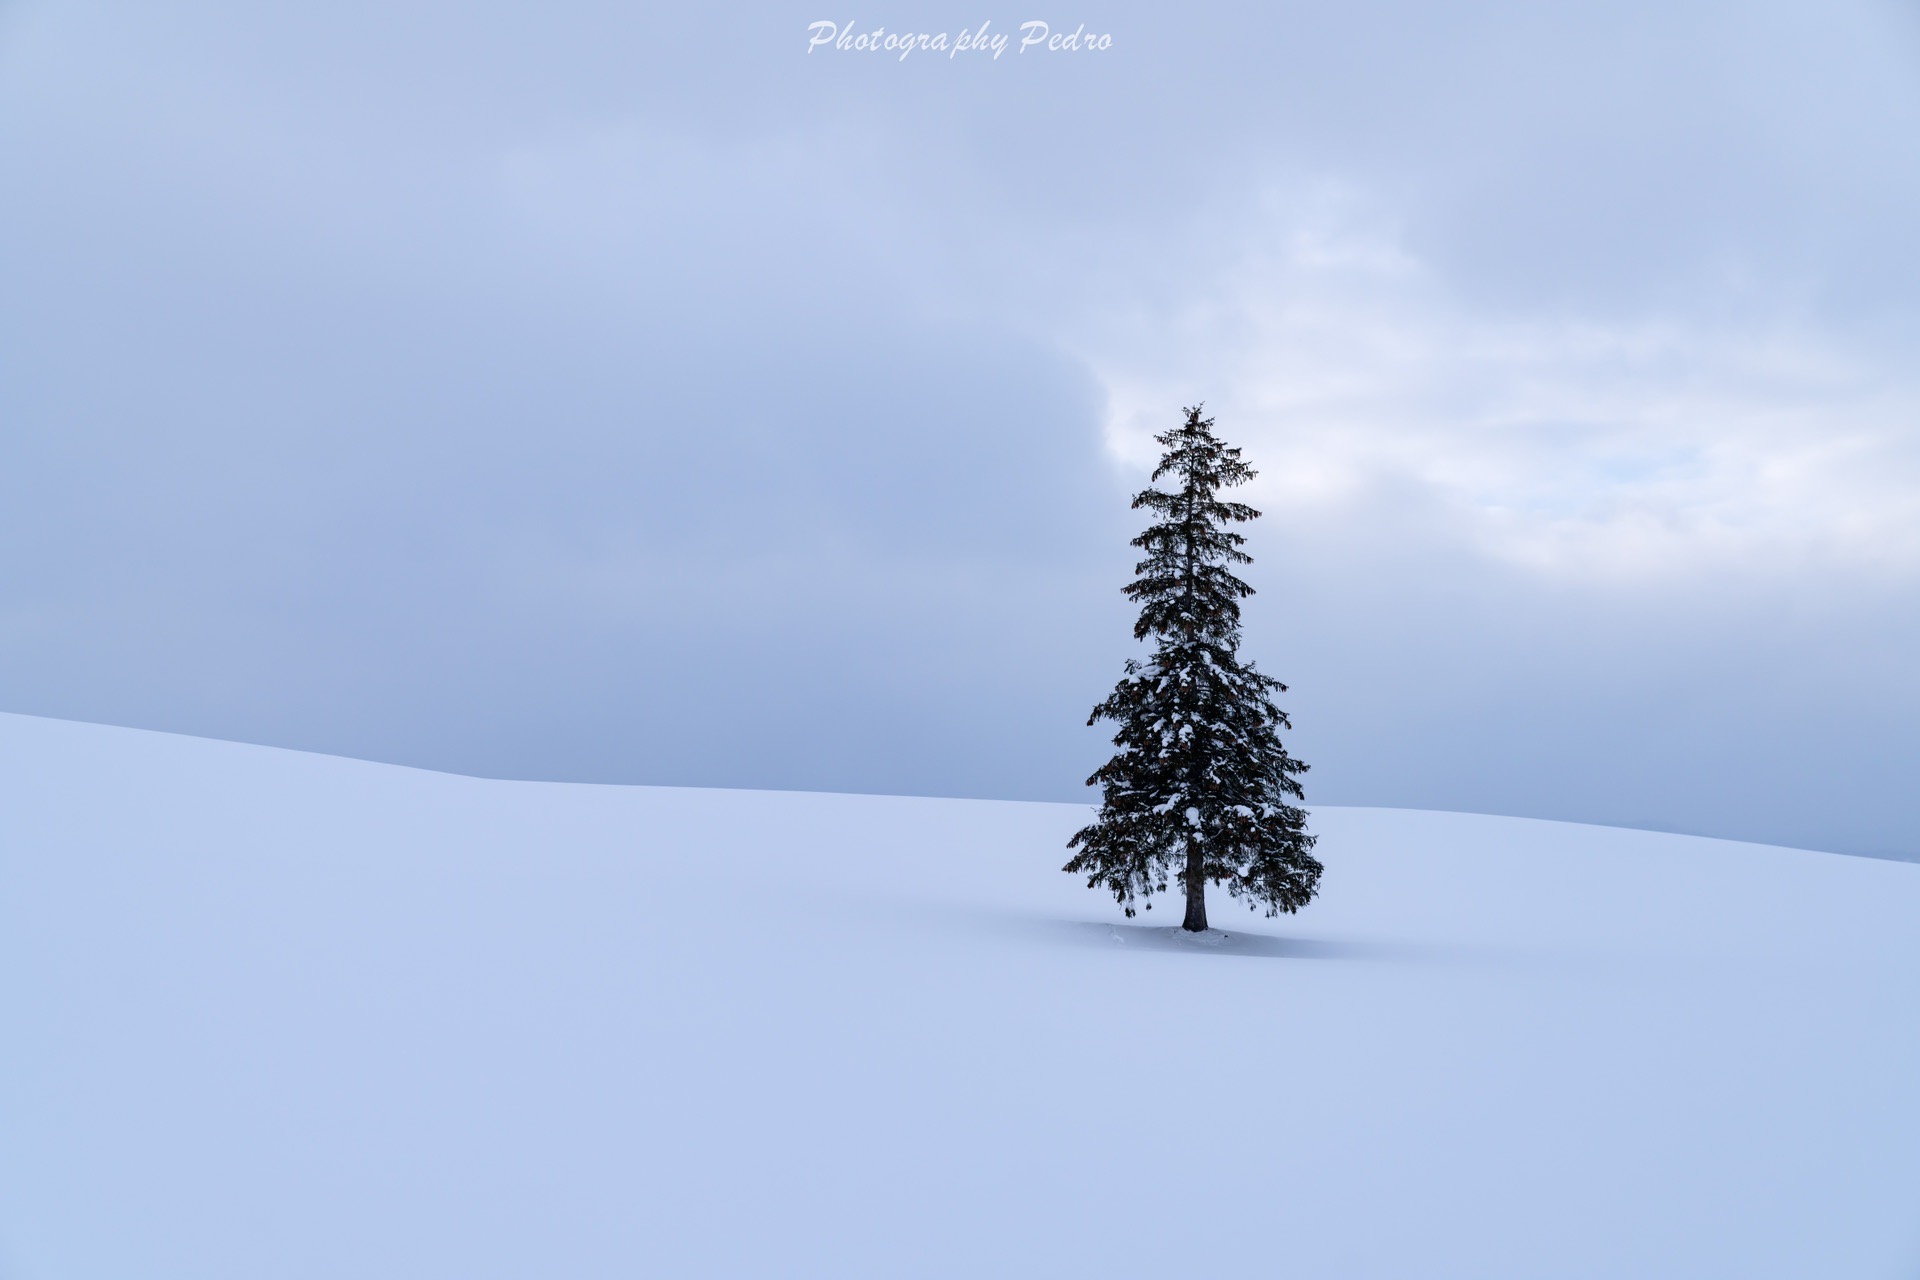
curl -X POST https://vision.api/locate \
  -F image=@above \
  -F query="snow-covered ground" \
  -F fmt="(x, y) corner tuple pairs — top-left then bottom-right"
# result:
(3, 711), (1918, 1278)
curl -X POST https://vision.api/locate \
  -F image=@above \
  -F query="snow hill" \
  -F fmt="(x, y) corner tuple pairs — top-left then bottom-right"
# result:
(3, 712), (1919, 1279)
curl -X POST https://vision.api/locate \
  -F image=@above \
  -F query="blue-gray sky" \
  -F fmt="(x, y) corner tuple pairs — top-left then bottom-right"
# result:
(3, 1), (1918, 857)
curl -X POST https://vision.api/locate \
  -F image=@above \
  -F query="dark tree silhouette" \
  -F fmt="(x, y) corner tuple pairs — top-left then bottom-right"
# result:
(1065, 405), (1319, 931)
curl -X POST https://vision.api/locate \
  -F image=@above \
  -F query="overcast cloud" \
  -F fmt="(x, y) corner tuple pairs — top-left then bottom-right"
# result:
(3, 0), (1918, 856)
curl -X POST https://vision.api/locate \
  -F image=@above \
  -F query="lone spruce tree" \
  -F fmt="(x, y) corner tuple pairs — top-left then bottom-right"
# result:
(1065, 406), (1320, 931)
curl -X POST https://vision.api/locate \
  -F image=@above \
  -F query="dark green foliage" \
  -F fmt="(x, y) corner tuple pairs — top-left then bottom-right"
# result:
(1065, 406), (1319, 929)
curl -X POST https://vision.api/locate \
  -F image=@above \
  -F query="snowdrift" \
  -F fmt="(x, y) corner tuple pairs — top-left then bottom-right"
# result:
(3, 712), (1918, 1278)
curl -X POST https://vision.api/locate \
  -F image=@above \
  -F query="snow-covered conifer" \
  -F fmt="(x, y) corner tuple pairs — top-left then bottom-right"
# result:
(1065, 405), (1319, 930)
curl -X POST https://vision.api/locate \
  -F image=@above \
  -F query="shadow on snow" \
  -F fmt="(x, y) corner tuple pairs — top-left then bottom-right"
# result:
(1041, 919), (1481, 964)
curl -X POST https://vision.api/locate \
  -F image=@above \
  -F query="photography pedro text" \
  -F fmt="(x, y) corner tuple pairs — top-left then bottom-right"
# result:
(806, 20), (1112, 60)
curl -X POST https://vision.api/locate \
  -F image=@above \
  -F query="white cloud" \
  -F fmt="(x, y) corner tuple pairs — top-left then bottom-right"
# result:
(1070, 182), (1920, 581)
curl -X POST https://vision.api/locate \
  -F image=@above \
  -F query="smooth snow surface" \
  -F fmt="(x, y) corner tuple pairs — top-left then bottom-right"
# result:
(4, 712), (1919, 1278)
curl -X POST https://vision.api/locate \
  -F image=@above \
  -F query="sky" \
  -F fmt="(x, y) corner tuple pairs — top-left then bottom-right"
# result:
(3, 0), (1918, 857)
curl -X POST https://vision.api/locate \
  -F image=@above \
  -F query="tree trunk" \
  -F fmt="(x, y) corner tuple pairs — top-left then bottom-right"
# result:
(1181, 845), (1208, 932)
